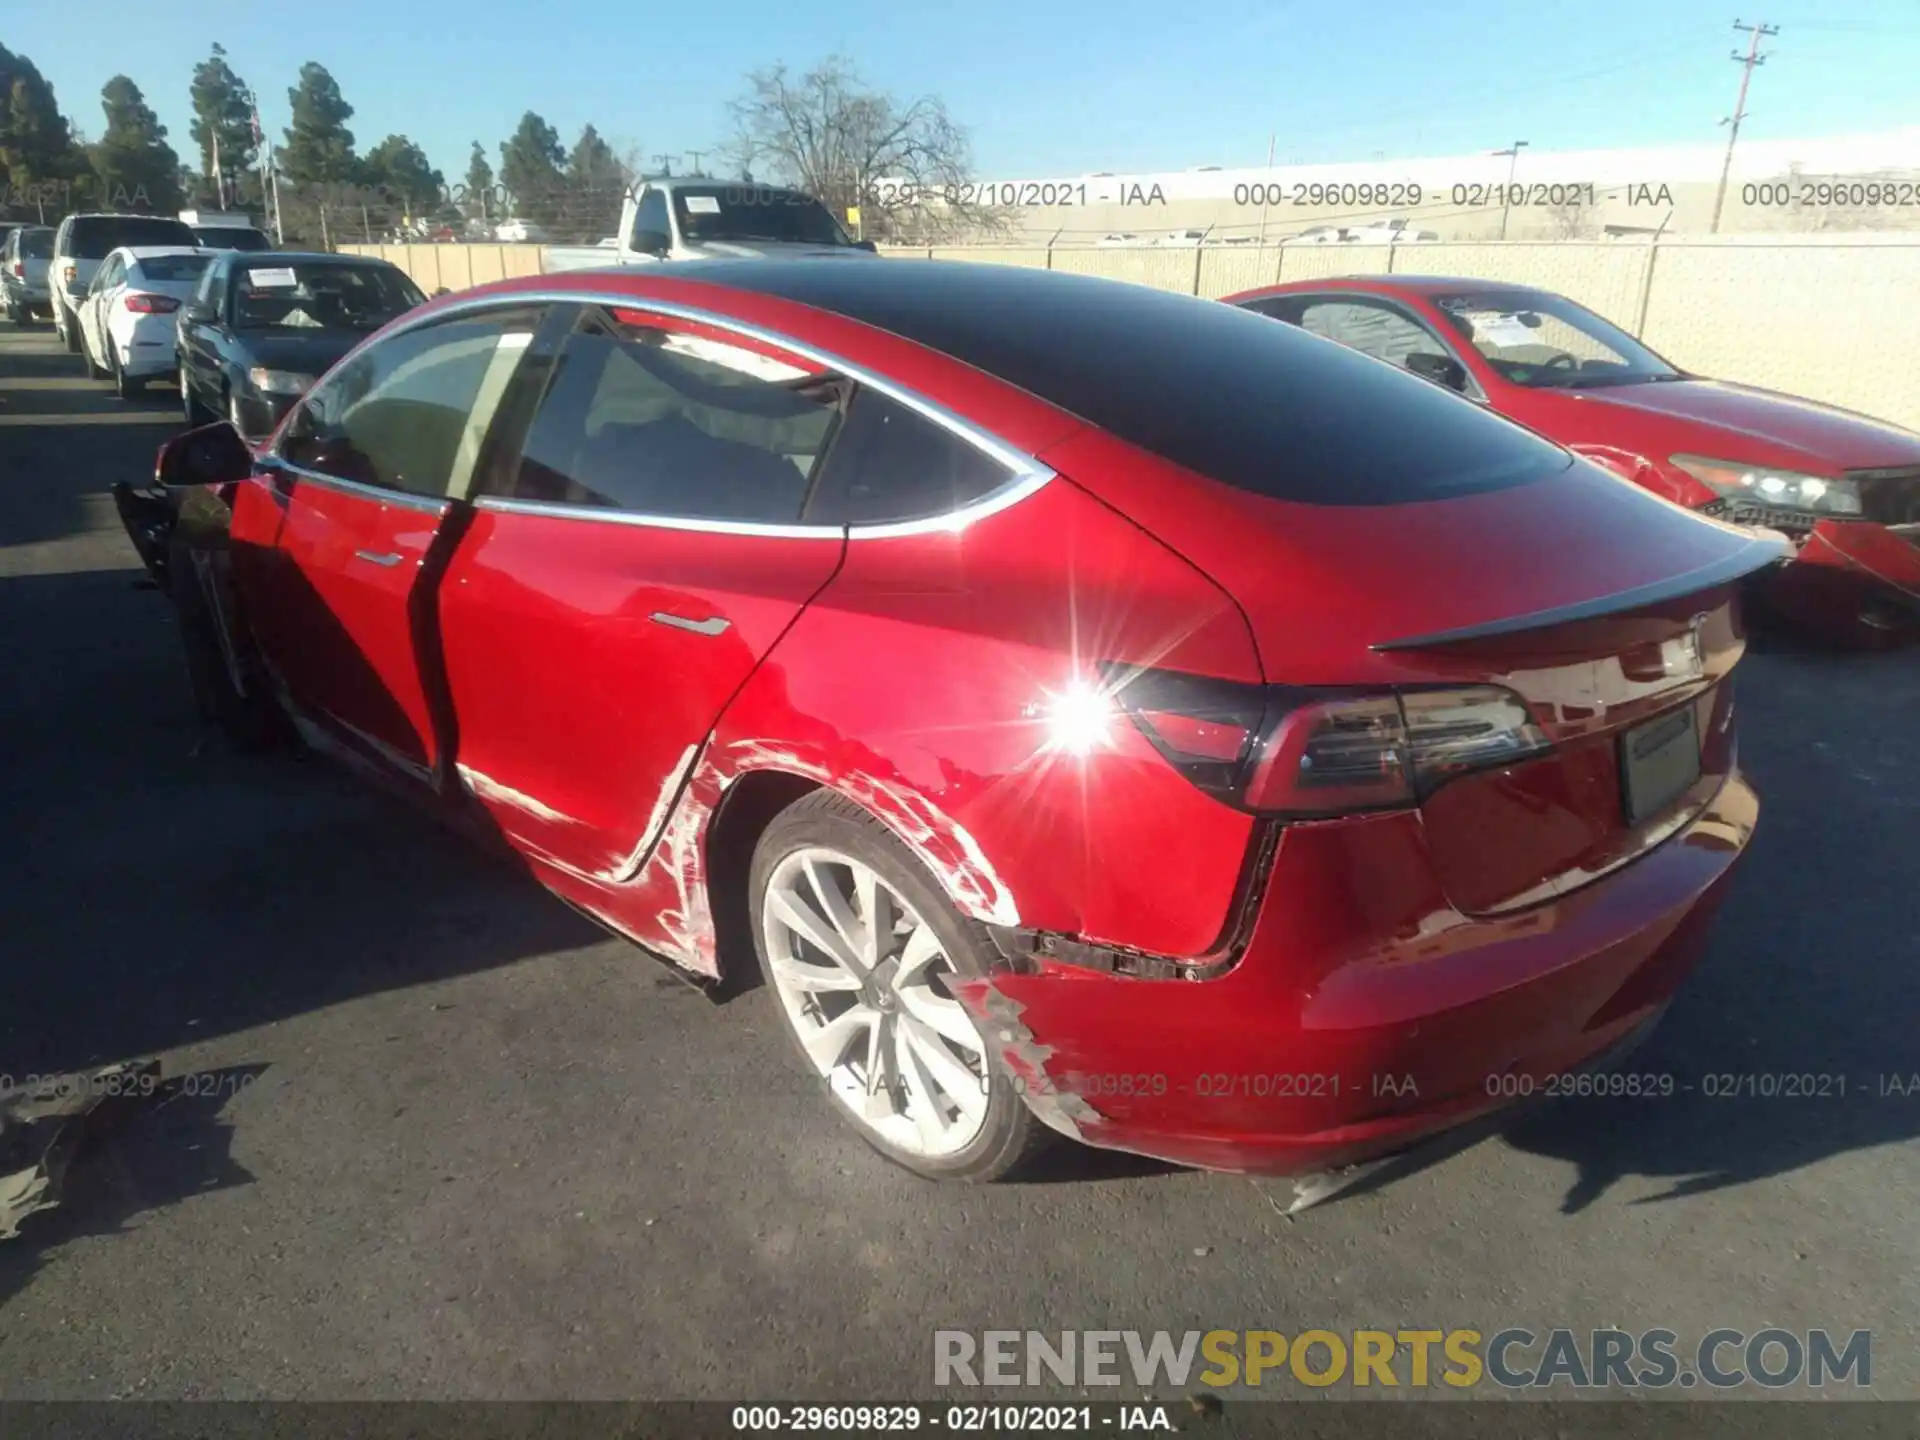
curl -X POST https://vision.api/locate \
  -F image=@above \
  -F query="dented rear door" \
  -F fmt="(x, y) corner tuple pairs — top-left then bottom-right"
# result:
(436, 303), (848, 878)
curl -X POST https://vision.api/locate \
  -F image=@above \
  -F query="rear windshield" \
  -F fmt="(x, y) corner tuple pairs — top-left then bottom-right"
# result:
(19, 229), (53, 259)
(66, 217), (198, 259)
(194, 226), (273, 251)
(671, 186), (855, 247)
(135, 254), (213, 282)
(700, 262), (1574, 506)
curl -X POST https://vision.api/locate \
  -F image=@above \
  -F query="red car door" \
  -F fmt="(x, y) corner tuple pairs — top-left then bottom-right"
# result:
(437, 303), (848, 877)
(228, 305), (544, 781)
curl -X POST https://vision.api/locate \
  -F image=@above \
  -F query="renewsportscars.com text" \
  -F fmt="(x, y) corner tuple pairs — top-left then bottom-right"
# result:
(933, 1328), (1872, 1391)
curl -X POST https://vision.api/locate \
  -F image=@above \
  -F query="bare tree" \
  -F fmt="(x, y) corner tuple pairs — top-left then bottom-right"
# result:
(1545, 199), (1595, 240)
(723, 55), (1012, 242)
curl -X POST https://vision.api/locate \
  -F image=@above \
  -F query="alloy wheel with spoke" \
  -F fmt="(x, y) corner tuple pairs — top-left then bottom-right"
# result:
(762, 846), (992, 1158)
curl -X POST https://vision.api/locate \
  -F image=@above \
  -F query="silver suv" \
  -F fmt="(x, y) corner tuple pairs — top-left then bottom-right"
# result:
(2, 224), (55, 325)
(48, 213), (198, 352)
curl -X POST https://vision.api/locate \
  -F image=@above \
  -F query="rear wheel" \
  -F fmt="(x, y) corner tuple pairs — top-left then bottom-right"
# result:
(59, 304), (79, 352)
(112, 349), (143, 400)
(80, 326), (102, 379)
(749, 790), (1051, 1182)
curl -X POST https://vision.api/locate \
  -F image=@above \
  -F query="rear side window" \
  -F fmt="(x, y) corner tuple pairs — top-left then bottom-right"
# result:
(632, 190), (671, 245)
(20, 229), (53, 259)
(66, 217), (198, 258)
(804, 390), (1013, 526)
(502, 313), (843, 523)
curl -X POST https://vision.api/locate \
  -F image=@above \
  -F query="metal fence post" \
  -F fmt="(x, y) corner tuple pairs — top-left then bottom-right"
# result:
(1632, 235), (1661, 337)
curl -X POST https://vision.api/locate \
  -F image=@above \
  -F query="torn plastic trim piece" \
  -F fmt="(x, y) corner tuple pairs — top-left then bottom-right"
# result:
(987, 820), (1280, 982)
(969, 986), (1103, 1143)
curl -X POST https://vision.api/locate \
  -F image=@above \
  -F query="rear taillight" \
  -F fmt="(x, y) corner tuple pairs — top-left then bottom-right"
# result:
(124, 293), (179, 314)
(8, 262), (21, 278)
(62, 262), (76, 285)
(1101, 666), (1550, 819)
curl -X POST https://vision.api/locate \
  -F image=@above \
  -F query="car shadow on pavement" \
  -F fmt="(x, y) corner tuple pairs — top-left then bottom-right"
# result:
(1499, 644), (1920, 1212)
(0, 1066), (264, 1309)
(0, 561), (607, 1082)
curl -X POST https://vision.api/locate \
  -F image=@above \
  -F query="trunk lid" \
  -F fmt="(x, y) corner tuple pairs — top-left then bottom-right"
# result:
(1042, 430), (1778, 914)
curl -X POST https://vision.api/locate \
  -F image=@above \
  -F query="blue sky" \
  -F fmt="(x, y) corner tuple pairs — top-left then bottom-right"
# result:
(9, 0), (1920, 182)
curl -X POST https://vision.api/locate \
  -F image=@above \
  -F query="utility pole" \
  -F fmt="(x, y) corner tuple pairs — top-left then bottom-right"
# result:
(1259, 131), (1274, 244)
(1493, 140), (1529, 239)
(1711, 19), (1778, 233)
(651, 153), (675, 178)
(685, 150), (706, 177)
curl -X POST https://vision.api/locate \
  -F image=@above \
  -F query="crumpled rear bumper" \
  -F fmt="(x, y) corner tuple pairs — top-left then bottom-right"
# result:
(957, 771), (1757, 1179)
(1756, 519), (1920, 644)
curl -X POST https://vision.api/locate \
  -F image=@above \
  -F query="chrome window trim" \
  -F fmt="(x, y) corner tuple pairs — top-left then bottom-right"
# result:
(353, 286), (1058, 540)
(269, 458), (453, 516)
(473, 494), (836, 539)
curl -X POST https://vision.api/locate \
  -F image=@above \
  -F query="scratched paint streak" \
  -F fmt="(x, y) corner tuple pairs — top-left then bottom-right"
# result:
(717, 739), (1020, 926)
(634, 756), (726, 977)
(608, 743), (701, 883)
(456, 764), (582, 827)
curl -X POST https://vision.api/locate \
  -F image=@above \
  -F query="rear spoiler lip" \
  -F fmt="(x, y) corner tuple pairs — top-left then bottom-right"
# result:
(1370, 533), (1793, 652)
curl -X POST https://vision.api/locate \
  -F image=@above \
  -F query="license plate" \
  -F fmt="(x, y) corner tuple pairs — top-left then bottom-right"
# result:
(1620, 704), (1702, 826)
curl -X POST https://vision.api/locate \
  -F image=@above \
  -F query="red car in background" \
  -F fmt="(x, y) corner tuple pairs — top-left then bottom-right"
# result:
(1228, 276), (1920, 646)
(125, 262), (1783, 1192)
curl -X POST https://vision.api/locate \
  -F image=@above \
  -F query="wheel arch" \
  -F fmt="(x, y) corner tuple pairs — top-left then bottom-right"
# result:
(701, 767), (825, 993)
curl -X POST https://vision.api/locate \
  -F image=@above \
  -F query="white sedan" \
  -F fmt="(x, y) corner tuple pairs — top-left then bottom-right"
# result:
(77, 246), (215, 398)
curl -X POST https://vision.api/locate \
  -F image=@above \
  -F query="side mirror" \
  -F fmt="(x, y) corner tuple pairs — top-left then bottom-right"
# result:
(854, 239), (878, 253)
(156, 422), (255, 488)
(631, 229), (670, 257)
(182, 303), (216, 324)
(1405, 352), (1470, 393)
(434, 287), (451, 298)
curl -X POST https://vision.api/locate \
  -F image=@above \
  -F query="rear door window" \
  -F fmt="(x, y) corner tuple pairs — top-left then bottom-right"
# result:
(498, 311), (844, 524)
(803, 389), (1014, 526)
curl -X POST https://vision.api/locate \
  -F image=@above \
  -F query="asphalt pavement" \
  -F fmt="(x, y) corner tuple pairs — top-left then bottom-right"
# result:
(0, 321), (1914, 1402)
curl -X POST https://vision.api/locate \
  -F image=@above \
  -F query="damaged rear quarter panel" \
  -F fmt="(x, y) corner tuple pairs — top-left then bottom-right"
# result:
(705, 473), (1265, 960)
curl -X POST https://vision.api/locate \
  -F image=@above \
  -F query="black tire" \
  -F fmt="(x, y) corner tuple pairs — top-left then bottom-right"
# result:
(113, 351), (143, 400)
(81, 328), (102, 380)
(167, 528), (282, 753)
(59, 305), (79, 352)
(748, 789), (1054, 1183)
(181, 365), (208, 426)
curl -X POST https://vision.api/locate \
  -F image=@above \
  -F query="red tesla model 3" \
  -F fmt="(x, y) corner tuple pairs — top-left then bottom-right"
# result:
(1227, 275), (1920, 646)
(134, 261), (1784, 1186)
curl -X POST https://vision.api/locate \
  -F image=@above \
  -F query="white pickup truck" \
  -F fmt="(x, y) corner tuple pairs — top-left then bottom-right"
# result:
(543, 176), (879, 271)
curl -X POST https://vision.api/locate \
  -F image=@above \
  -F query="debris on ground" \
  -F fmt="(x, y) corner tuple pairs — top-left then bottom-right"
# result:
(0, 1060), (161, 1240)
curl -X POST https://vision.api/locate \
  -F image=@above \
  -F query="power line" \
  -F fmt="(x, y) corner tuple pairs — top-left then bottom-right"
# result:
(1711, 19), (1779, 233)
